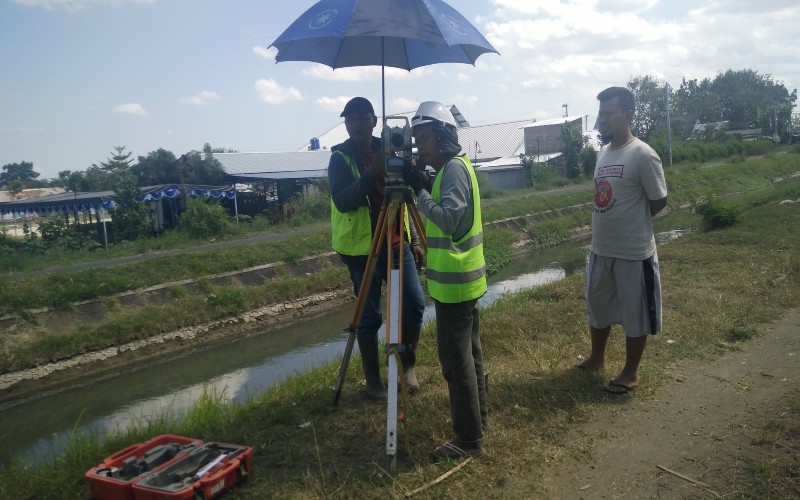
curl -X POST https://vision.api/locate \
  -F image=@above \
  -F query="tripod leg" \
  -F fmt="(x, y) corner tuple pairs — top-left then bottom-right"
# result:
(408, 202), (427, 249)
(331, 204), (391, 406)
(331, 330), (357, 406)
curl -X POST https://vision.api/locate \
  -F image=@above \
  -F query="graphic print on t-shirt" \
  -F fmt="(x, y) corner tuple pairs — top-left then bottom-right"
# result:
(593, 164), (623, 213)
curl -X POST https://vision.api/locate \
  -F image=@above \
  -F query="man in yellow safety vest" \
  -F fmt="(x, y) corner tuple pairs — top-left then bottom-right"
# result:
(409, 101), (488, 459)
(328, 97), (426, 400)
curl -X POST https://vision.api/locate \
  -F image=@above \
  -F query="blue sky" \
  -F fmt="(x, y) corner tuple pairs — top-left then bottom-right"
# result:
(2, 0), (798, 180)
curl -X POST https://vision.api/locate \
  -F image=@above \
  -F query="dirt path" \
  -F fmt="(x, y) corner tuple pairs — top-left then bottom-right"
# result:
(536, 308), (800, 498)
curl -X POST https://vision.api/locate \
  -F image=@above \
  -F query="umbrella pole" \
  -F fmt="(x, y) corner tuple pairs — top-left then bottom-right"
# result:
(381, 37), (386, 129)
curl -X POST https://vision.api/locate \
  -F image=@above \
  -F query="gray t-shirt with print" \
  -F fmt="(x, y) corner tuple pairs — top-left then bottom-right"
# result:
(590, 137), (667, 260)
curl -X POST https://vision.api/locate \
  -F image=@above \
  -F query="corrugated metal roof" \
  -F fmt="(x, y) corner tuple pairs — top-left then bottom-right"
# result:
(477, 151), (563, 169)
(215, 151), (332, 179)
(519, 115), (587, 129)
(457, 119), (531, 161)
(475, 156), (522, 169)
(228, 170), (328, 180)
(0, 187), (65, 203)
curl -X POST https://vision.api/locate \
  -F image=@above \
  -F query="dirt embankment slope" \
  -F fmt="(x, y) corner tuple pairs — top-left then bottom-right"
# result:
(535, 308), (800, 498)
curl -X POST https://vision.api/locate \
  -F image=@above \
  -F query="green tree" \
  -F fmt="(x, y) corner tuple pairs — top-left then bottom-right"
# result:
(175, 146), (227, 186)
(80, 146), (136, 191)
(108, 170), (149, 241)
(580, 146), (597, 177)
(179, 197), (232, 239)
(83, 165), (113, 191)
(627, 75), (667, 140)
(6, 179), (25, 200)
(560, 122), (584, 178)
(709, 69), (796, 139)
(631, 69), (797, 143)
(131, 148), (179, 186)
(519, 155), (555, 188)
(672, 77), (724, 125)
(1, 161), (40, 188)
(99, 145), (134, 174)
(204, 142), (237, 154)
(56, 170), (88, 193)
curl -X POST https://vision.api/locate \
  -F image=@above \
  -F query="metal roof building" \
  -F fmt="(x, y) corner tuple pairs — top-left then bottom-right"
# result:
(215, 106), (597, 190)
(215, 151), (332, 181)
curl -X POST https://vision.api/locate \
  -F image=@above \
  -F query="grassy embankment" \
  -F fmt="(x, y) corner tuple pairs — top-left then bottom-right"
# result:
(0, 152), (799, 497)
(0, 153), (799, 373)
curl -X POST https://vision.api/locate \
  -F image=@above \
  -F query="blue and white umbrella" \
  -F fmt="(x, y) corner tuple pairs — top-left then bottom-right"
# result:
(270, 0), (498, 117)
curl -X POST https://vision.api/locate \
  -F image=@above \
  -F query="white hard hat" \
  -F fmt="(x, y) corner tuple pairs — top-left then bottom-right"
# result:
(412, 101), (456, 129)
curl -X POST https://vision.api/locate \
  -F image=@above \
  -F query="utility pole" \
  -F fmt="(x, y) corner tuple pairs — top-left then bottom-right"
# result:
(665, 83), (673, 166)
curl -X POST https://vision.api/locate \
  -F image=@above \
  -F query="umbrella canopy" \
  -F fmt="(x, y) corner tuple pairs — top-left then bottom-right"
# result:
(270, 0), (498, 71)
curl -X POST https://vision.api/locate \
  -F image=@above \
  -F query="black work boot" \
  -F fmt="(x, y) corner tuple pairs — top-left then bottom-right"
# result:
(400, 326), (421, 390)
(357, 336), (387, 400)
(399, 343), (419, 391)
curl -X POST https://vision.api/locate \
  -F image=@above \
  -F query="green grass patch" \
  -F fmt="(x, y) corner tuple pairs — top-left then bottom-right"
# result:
(483, 228), (516, 275)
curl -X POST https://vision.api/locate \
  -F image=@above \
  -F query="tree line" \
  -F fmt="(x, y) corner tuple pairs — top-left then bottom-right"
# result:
(627, 69), (798, 143)
(521, 68), (798, 181)
(0, 143), (230, 194)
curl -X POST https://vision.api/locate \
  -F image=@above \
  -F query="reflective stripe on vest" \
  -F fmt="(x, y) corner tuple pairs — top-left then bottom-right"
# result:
(330, 151), (372, 256)
(425, 155), (487, 303)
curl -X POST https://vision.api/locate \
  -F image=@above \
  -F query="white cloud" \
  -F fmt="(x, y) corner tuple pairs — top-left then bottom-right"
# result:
(315, 96), (351, 114)
(112, 103), (148, 117)
(456, 73), (472, 83)
(595, 0), (658, 12)
(1, 126), (46, 133)
(453, 94), (479, 107)
(254, 79), (302, 104)
(314, 96), (416, 116)
(390, 97), (419, 113)
(302, 65), (376, 82)
(180, 91), (221, 106)
(472, 0), (799, 128)
(299, 64), (422, 82)
(252, 46), (277, 61)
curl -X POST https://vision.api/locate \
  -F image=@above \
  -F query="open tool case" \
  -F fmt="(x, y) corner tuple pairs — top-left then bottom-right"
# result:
(85, 434), (252, 499)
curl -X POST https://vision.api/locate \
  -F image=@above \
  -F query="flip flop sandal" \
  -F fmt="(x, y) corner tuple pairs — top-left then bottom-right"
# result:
(603, 380), (636, 395)
(432, 441), (485, 460)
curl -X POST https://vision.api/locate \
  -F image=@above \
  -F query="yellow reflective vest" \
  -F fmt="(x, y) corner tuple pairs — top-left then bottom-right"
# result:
(425, 155), (487, 303)
(330, 151), (372, 256)
(330, 150), (411, 256)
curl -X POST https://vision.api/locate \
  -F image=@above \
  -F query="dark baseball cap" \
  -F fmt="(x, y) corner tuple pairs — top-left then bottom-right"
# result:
(340, 97), (375, 117)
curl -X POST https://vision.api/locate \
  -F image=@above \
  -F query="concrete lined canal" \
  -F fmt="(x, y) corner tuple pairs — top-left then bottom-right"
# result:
(1, 230), (687, 466)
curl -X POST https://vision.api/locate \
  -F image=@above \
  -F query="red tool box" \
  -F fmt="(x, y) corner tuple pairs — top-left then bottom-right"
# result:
(85, 435), (252, 500)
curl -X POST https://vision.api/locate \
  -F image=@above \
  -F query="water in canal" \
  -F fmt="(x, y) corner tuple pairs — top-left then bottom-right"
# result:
(0, 230), (686, 466)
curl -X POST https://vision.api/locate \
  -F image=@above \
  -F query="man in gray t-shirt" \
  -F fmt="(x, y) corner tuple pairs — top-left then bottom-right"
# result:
(576, 86), (668, 396)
